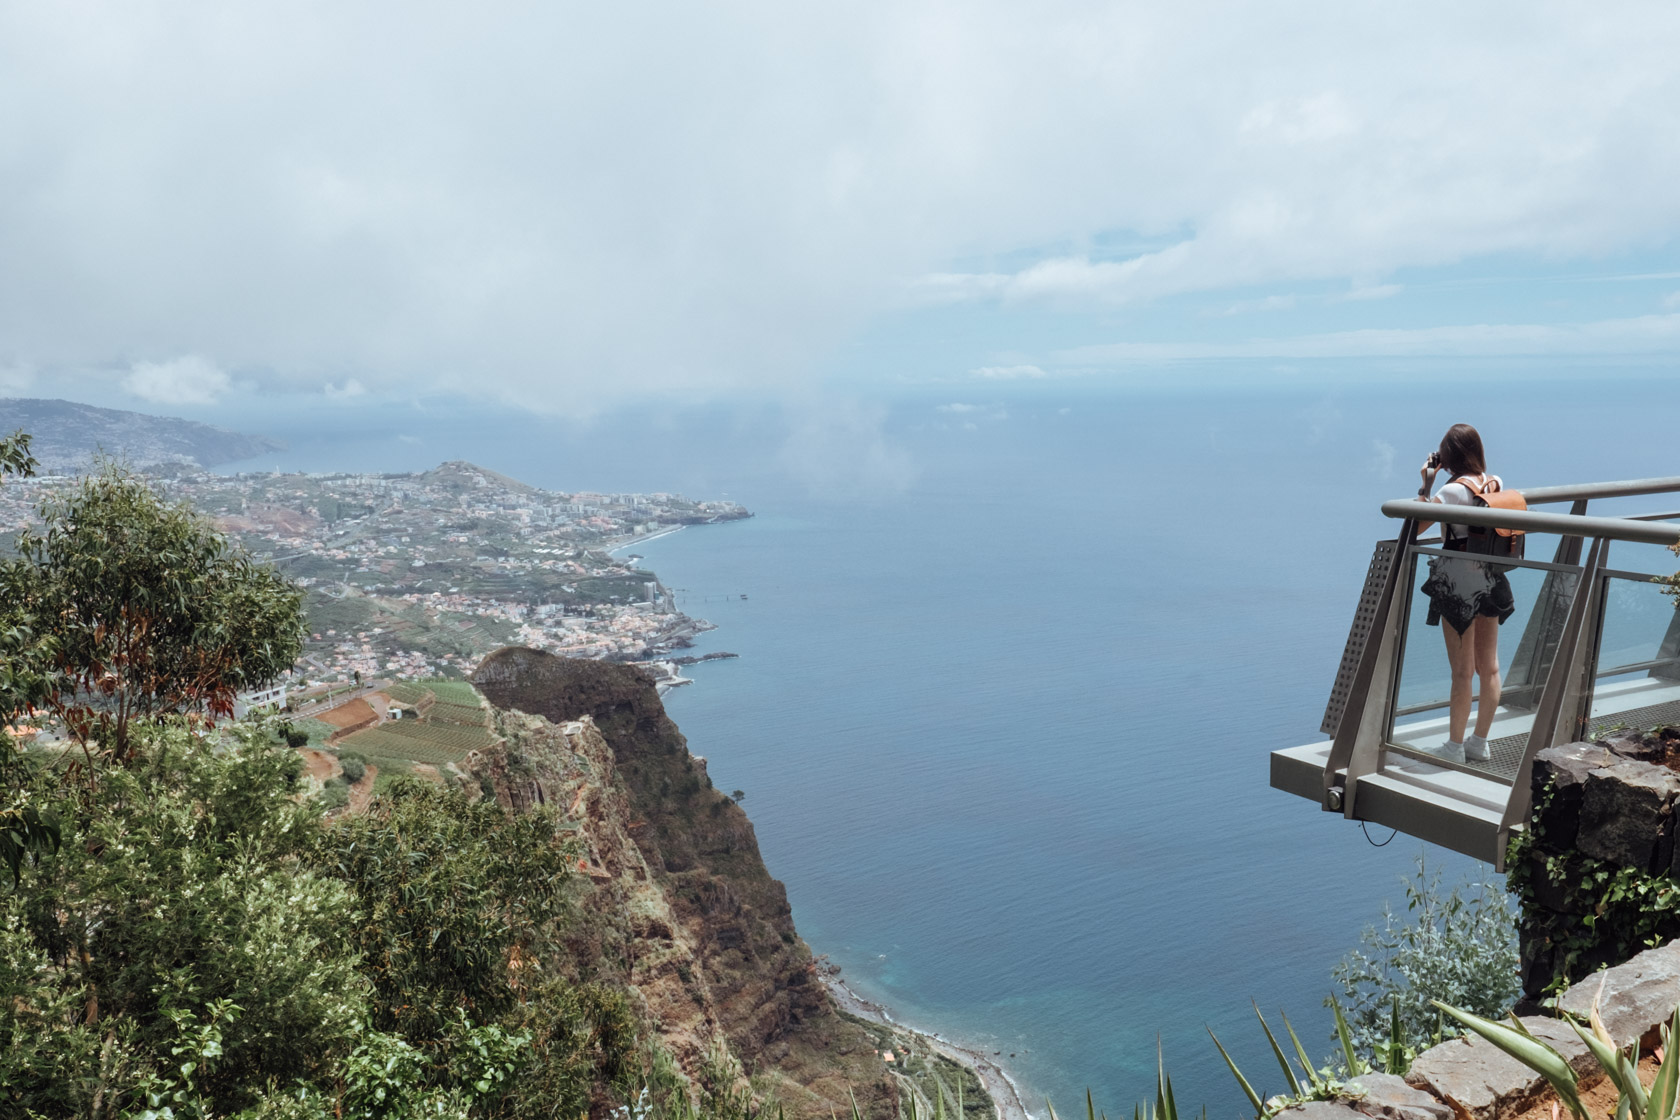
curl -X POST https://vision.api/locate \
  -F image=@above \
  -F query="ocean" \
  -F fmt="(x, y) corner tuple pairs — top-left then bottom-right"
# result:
(220, 375), (1680, 1117)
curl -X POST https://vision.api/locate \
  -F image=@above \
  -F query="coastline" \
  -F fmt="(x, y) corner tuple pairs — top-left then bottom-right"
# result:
(608, 523), (686, 554)
(823, 975), (1034, 1120)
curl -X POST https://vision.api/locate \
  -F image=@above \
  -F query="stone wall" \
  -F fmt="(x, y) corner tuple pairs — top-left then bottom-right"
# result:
(1514, 735), (1680, 996)
(1281, 939), (1680, 1120)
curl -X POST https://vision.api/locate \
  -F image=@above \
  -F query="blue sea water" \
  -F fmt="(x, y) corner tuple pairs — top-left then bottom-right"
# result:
(221, 376), (1680, 1118)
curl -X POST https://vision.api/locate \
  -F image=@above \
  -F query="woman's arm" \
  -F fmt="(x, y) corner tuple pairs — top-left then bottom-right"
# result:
(1419, 457), (1442, 502)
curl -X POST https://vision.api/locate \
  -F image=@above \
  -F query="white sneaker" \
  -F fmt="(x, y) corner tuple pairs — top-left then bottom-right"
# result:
(1426, 740), (1466, 764)
(1464, 734), (1491, 762)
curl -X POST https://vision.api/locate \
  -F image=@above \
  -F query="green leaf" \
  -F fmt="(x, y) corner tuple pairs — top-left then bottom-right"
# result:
(1157, 1040), (1179, 1120)
(1329, 995), (1365, 1077)
(1434, 1003), (1586, 1120)
(1648, 1007), (1680, 1120)
(1566, 1016), (1643, 1120)
(1281, 1012), (1323, 1088)
(1252, 1004), (1302, 1097)
(1208, 1028), (1265, 1117)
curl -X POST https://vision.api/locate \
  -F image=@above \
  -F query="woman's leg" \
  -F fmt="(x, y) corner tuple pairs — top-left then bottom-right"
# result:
(1443, 622), (1477, 743)
(1471, 615), (1502, 738)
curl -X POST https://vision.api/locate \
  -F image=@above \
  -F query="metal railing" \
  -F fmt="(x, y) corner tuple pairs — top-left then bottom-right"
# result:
(1317, 476), (1680, 869)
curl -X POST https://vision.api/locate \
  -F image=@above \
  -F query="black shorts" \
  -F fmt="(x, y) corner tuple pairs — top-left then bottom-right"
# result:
(1422, 545), (1517, 636)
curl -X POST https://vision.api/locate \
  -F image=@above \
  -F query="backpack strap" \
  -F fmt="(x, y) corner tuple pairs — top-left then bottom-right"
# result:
(1452, 474), (1487, 498)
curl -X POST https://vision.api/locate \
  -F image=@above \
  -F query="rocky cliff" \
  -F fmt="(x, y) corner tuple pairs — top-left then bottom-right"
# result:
(469, 649), (898, 1118)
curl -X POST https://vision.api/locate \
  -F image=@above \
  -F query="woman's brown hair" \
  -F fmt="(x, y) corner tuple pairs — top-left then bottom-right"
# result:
(1438, 423), (1486, 477)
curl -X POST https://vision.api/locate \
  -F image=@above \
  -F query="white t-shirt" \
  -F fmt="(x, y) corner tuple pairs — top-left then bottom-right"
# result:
(1434, 473), (1502, 539)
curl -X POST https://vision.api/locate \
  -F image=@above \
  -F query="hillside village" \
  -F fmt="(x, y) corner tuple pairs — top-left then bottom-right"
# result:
(0, 459), (748, 690)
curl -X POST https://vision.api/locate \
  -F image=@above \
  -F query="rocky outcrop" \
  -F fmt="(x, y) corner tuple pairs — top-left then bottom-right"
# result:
(470, 648), (898, 1119)
(1275, 940), (1680, 1120)
(1518, 735), (1680, 995)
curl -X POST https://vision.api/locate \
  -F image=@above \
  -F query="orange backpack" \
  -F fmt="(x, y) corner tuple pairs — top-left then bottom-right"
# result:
(1454, 475), (1527, 558)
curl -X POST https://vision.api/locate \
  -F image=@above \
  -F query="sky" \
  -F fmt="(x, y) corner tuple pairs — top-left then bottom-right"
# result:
(2, 1), (1679, 421)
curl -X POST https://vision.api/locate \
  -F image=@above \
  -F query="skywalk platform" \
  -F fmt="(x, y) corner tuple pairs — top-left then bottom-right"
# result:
(1271, 477), (1680, 869)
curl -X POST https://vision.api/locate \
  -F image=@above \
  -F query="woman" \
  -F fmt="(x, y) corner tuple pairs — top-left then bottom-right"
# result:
(1418, 423), (1515, 764)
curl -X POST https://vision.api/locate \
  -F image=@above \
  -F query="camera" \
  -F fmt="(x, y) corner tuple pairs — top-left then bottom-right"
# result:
(1427, 452), (1441, 470)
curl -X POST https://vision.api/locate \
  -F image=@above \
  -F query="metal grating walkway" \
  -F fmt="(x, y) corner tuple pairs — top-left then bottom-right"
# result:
(1452, 697), (1680, 784)
(1587, 698), (1680, 741)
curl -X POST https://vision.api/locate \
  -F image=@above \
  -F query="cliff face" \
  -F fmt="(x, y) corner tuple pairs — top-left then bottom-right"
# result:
(471, 649), (895, 1118)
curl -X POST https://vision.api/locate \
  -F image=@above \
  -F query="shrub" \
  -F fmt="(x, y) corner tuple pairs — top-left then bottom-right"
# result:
(338, 752), (367, 784)
(0, 724), (366, 1115)
(309, 779), (576, 1040)
(1330, 854), (1518, 1068)
(318, 776), (351, 810)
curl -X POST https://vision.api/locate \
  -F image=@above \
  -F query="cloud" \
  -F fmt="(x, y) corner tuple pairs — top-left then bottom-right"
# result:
(3, 3), (1680, 408)
(1338, 283), (1402, 303)
(935, 402), (1008, 427)
(1057, 312), (1680, 365)
(1240, 93), (1359, 145)
(324, 378), (367, 399)
(122, 356), (230, 405)
(1217, 294), (1299, 316)
(971, 364), (1047, 380)
(0, 364), (33, 395)
(777, 398), (915, 496)
(1370, 439), (1396, 479)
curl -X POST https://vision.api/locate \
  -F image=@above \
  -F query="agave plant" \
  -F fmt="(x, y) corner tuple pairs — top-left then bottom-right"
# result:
(1434, 991), (1680, 1120)
(1208, 999), (1369, 1119)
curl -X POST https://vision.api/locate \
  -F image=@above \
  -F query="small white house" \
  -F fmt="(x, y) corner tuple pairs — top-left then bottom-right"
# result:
(233, 683), (288, 719)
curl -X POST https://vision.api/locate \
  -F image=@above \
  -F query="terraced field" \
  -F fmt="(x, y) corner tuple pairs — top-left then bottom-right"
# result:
(383, 681), (433, 707)
(424, 680), (486, 708)
(428, 700), (490, 726)
(335, 678), (496, 767)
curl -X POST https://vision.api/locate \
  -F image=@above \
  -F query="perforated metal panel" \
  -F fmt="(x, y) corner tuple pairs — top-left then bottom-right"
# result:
(1321, 540), (1398, 738)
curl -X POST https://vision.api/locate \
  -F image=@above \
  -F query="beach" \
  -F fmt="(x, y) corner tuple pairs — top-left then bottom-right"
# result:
(608, 523), (686, 554)
(823, 975), (1034, 1120)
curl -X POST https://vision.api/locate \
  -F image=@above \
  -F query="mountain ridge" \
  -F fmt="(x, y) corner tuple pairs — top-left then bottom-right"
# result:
(0, 397), (284, 471)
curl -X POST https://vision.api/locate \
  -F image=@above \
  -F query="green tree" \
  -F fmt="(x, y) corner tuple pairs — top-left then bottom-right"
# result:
(3, 464), (305, 763)
(311, 779), (640, 1116)
(0, 725), (367, 1116)
(0, 430), (54, 726)
(0, 428), (33, 478)
(0, 430), (61, 884)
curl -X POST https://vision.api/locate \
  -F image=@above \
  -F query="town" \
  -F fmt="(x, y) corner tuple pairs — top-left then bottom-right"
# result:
(0, 459), (749, 691)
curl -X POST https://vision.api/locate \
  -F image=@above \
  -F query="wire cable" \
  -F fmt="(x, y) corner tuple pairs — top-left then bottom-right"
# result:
(1361, 820), (1398, 847)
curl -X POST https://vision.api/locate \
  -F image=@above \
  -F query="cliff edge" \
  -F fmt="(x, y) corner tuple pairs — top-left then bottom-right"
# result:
(471, 648), (898, 1118)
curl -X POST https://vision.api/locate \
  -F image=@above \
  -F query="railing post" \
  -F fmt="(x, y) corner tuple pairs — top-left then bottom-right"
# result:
(1324, 522), (1417, 816)
(1504, 499), (1589, 711)
(1497, 536), (1606, 870)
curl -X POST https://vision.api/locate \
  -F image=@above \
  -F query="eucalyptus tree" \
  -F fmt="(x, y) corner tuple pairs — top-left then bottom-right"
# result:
(0, 429), (59, 880)
(2, 461), (306, 764)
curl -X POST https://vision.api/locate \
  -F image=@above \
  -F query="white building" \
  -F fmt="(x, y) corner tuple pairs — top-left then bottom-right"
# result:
(233, 683), (289, 719)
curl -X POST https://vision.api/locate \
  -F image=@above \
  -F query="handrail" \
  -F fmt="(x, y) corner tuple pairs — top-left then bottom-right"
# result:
(1381, 499), (1680, 546)
(1519, 477), (1680, 504)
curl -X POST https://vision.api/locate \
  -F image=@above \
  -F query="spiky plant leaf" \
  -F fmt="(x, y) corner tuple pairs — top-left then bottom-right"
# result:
(1649, 1007), (1680, 1120)
(1252, 1004), (1302, 1097)
(1566, 1017), (1643, 1120)
(1434, 1003), (1586, 1120)
(1281, 1012), (1325, 1089)
(1157, 1041), (1179, 1120)
(1330, 996), (1367, 1078)
(1207, 1028), (1265, 1117)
